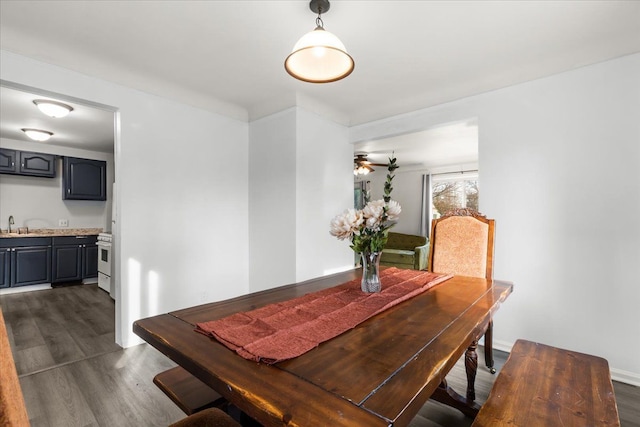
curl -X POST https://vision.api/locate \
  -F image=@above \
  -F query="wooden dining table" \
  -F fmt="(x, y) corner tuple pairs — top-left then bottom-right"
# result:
(134, 269), (513, 427)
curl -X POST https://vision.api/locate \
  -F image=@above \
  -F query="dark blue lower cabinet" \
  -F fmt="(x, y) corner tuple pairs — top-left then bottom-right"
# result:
(11, 245), (52, 287)
(83, 243), (98, 279)
(0, 235), (98, 287)
(0, 238), (52, 287)
(0, 249), (9, 288)
(52, 236), (98, 283)
(52, 245), (83, 283)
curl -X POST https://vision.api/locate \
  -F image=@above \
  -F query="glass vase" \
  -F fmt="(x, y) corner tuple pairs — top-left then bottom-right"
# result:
(360, 251), (382, 293)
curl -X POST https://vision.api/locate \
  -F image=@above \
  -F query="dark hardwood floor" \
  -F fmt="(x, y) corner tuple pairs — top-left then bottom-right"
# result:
(1, 284), (638, 427)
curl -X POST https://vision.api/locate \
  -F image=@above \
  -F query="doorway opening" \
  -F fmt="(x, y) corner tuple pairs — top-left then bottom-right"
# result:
(352, 118), (479, 238)
(0, 79), (119, 333)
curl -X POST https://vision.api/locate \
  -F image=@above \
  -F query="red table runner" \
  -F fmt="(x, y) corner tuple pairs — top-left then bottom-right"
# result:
(195, 268), (452, 364)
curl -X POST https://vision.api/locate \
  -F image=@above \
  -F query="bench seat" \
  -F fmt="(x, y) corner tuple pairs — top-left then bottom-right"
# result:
(472, 339), (620, 427)
(154, 366), (228, 416)
(0, 309), (30, 427)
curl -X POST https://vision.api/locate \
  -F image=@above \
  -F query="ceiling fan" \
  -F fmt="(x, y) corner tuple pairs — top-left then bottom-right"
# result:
(353, 153), (390, 176)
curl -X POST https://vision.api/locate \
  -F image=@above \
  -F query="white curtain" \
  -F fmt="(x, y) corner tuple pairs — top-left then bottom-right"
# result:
(420, 174), (432, 238)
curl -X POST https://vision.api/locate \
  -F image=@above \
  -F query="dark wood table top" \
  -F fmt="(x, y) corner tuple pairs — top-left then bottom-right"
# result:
(134, 269), (513, 427)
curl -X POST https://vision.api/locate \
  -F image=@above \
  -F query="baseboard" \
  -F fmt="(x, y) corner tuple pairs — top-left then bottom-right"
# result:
(491, 339), (640, 386)
(0, 283), (51, 295)
(491, 339), (514, 354)
(610, 368), (640, 387)
(0, 279), (97, 295)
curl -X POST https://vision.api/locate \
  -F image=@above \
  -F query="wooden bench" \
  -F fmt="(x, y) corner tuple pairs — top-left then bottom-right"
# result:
(153, 366), (228, 416)
(0, 308), (30, 427)
(472, 339), (620, 426)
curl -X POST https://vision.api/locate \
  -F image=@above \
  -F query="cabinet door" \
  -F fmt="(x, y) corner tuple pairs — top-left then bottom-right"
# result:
(63, 157), (107, 200)
(19, 151), (57, 177)
(0, 248), (9, 288)
(11, 246), (52, 287)
(0, 149), (17, 174)
(52, 244), (82, 283)
(83, 243), (98, 278)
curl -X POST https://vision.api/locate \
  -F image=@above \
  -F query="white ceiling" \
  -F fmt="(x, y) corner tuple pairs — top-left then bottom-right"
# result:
(0, 85), (115, 153)
(353, 119), (478, 173)
(1, 1), (639, 157)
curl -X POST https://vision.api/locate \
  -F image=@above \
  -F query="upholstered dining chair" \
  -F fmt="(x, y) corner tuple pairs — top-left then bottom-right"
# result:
(428, 208), (496, 373)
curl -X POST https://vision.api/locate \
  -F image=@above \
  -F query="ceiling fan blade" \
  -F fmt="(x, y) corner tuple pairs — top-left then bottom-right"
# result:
(354, 153), (400, 170)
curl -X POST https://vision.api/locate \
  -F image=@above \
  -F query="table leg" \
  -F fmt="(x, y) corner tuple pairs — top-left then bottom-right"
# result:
(430, 379), (481, 419)
(465, 340), (478, 401)
(484, 320), (496, 374)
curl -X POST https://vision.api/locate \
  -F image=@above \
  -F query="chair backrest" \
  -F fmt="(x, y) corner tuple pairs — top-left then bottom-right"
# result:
(428, 208), (495, 279)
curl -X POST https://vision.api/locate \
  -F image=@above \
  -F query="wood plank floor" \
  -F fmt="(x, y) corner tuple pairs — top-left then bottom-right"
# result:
(1, 284), (638, 427)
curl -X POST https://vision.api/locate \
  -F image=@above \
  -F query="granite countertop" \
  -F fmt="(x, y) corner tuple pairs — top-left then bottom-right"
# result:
(0, 228), (104, 238)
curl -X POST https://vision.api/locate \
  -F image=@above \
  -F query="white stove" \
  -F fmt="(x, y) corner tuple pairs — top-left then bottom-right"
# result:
(97, 232), (113, 298)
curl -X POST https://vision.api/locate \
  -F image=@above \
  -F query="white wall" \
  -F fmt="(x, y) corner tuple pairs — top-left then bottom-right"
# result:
(1, 50), (250, 347)
(248, 109), (297, 292)
(351, 53), (640, 385)
(363, 169), (427, 236)
(0, 137), (114, 231)
(296, 108), (353, 281)
(248, 107), (353, 291)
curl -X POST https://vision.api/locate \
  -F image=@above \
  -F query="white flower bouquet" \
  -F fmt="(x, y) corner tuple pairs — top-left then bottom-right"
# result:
(330, 156), (401, 254)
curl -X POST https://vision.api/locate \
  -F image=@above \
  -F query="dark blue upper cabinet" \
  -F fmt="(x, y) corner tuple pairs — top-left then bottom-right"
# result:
(63, 157), (107, 201)
(0, 148), (56, 177)
(20, 151), (57, 177)
(0, 149), (17, 174)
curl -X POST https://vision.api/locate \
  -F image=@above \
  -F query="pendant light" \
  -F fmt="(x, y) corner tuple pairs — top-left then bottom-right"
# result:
(285, 0), (354, 83)
(33, 99), (73, 118)
(21, 128), (53, 141)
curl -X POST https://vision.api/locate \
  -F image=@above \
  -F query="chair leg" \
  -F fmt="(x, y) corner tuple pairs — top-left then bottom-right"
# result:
(484, 320), (496, 374)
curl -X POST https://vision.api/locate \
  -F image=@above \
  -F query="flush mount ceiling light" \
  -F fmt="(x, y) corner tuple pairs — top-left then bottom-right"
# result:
(21, 128), (53, 142)
(285, 0), (354, 83)
(33, 99), (73, 118)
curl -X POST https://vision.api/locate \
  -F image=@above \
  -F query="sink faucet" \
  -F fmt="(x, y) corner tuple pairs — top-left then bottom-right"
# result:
(8, 215), (14, 233)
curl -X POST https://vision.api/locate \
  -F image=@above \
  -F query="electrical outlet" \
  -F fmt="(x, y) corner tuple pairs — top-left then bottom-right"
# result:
(59, 219), (69, 227)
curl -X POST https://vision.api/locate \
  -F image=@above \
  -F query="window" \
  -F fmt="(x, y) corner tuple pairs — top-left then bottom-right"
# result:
(431, 172), (478, 218)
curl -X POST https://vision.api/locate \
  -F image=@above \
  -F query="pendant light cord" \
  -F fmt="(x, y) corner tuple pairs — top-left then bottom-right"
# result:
(315, 3), (324, 29)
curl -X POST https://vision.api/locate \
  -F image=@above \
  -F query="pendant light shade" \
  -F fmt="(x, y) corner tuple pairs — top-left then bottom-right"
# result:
(285, 0), (354, 83)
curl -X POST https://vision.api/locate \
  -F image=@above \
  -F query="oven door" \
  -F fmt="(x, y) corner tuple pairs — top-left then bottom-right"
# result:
(97, 241), (111, 275)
